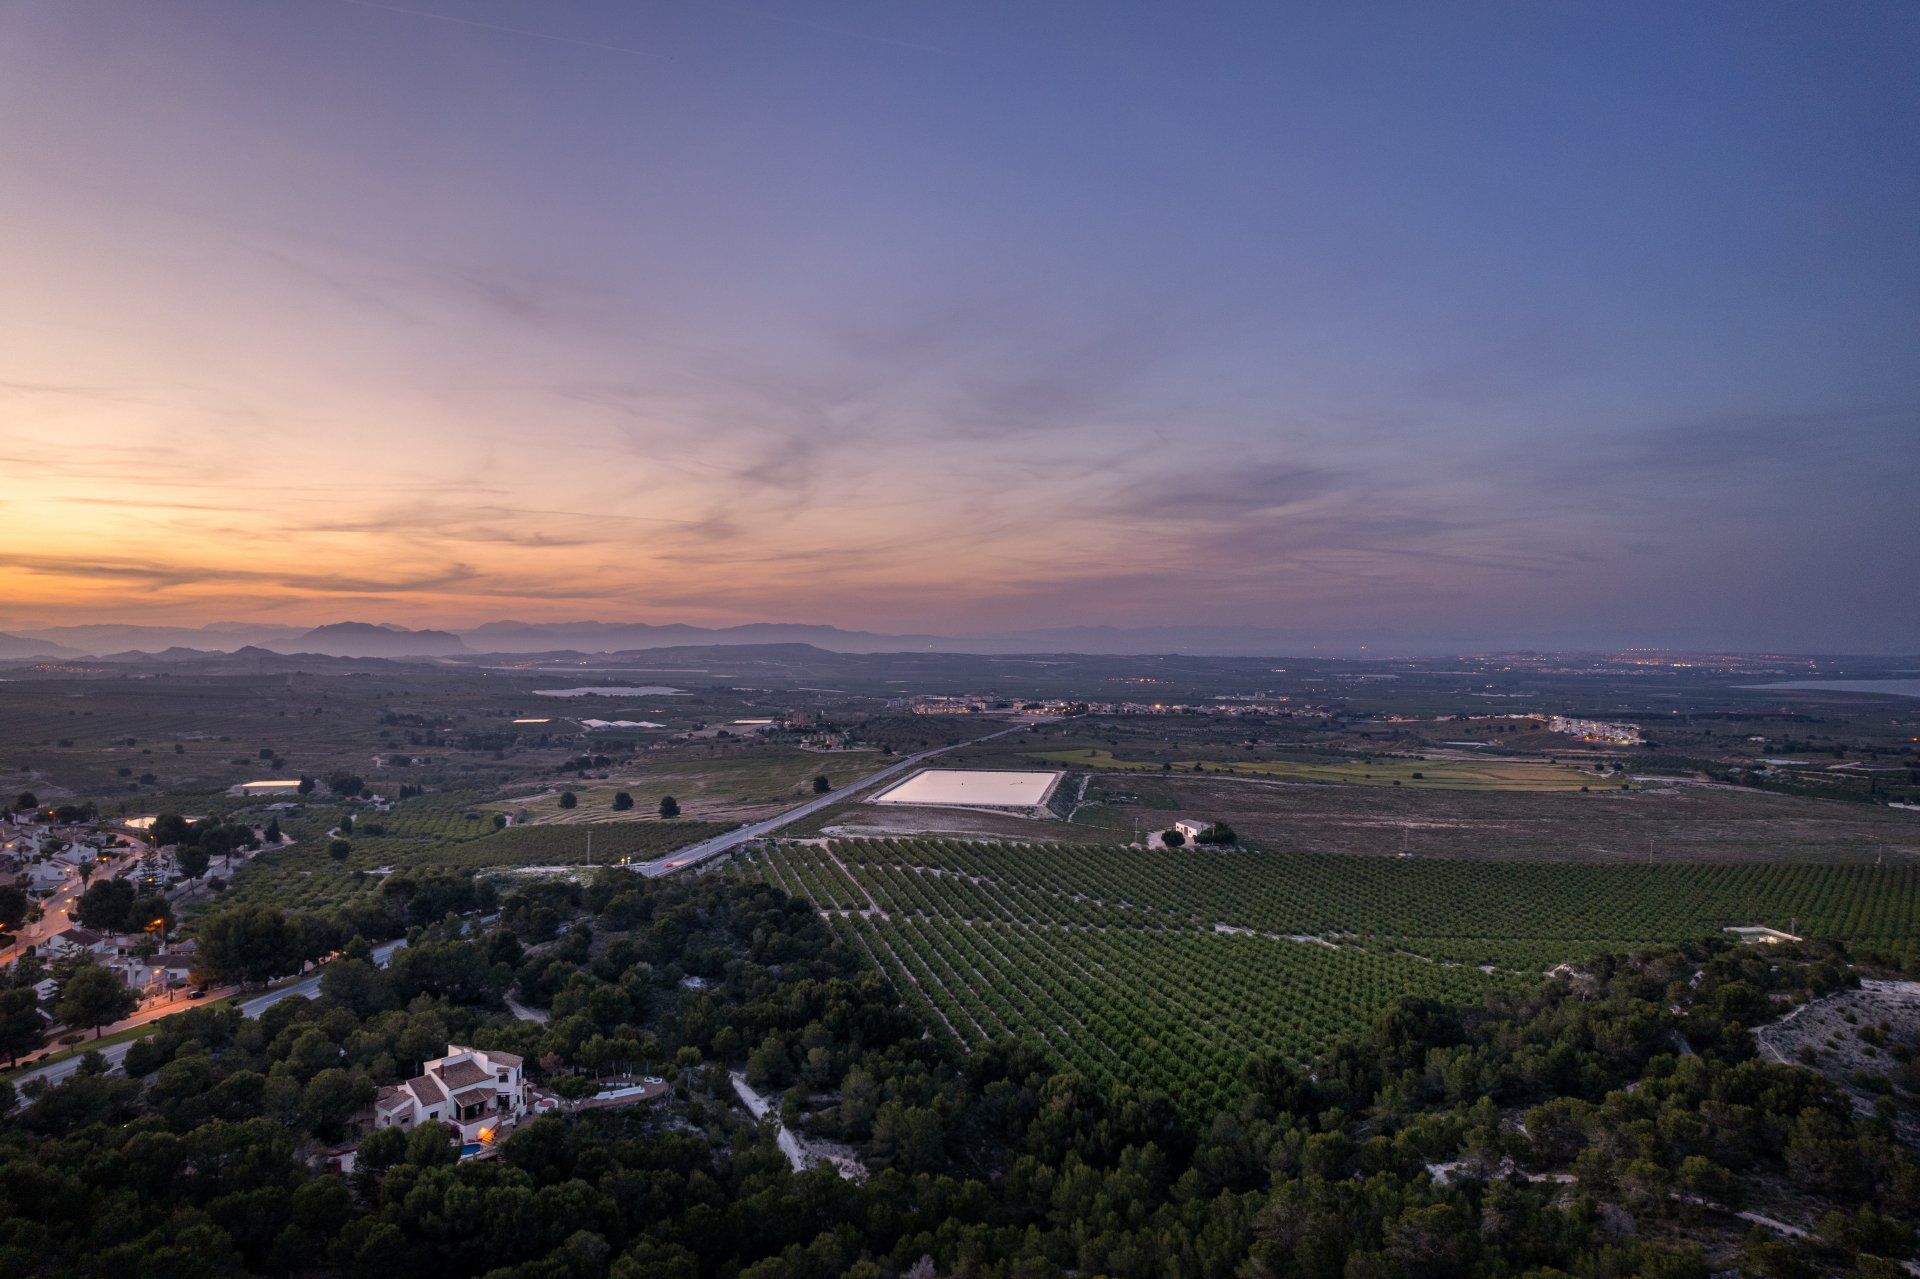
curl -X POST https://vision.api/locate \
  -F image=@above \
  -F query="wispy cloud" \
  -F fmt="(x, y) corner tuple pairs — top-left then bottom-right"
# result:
(0, 551), (479, 596)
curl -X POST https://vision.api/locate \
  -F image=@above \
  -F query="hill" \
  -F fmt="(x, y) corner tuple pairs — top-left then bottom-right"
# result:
(0, 631), (76, 659)
(291, 622), (467, 658)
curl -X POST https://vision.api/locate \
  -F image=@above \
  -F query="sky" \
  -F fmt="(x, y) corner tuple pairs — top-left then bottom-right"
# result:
(0, 1), (1915, 651)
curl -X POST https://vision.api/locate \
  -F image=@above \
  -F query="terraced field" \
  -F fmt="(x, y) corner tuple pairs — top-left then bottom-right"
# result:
(748, 837), (1920, 1111)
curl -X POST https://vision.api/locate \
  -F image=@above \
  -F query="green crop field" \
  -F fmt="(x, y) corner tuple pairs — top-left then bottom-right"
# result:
(1029, 748), (1600, 791)
(748, 837), (1920, 1111)
(417, 819), (736, 869)
(208, 816), (734, 914)
(492, 749), (886, 823)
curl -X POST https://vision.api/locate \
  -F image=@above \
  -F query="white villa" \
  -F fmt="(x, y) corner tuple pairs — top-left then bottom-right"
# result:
(374, 1044), (530, 1144)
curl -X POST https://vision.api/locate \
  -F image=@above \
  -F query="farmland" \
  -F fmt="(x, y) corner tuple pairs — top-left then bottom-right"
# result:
(749, 836), (1920, 1108)
(1029, 747), (1601, 790)
(214, 816), (734, 913)
(493, 748), (887, 824)
(1049, 770), (1920, 864)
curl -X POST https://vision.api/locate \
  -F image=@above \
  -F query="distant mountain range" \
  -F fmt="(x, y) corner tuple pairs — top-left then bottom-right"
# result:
(2, 618), (1421, 659)
(89, 645), (394, 673)
(294, 621), (469, 657)
(0, 630), (80, 659)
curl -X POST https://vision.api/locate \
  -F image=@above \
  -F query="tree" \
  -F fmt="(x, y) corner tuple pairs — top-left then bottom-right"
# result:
(13, 791), (36, 813)
(55, 964), (137, 1038)
(558, 791), (577, 810)
(320, 956), (394, 1016)
(150, 813), (194, 848)
(658, 796), (680, 819)
(175, 844), (211, 881)
(611, 792), (633, 811)
(355, 1124), (407, 1174)
(404, 1121), (458, 1166)
(264, 817), (282, 843)
(812, 775), (831, 794)
(0, 883), (28, 931)
(74, 878), (136, 933)
(1162, 828), (1185, 847)
(297, 776), (315, 795)
(328, 840), (351, 862)
(0, 986), (43, 1065)
(128, 893), (173, 938)
(302, 1068), (370, 1138)
(194, 905), (313, 986)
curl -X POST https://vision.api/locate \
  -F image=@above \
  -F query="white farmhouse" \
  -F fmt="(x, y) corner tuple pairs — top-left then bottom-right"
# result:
(374, 1044), (530, 1144)
(1172, 819), (1214, 844)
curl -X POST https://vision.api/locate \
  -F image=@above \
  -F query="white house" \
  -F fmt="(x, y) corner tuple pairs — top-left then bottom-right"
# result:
(51, 843), (103, 869)
(24, 862), (70, 891)
(45, 927), (113, 959)
(117, 950), (196, 990)
(1172, 819), (1214, 844)
(374, 1044), (529, 1144)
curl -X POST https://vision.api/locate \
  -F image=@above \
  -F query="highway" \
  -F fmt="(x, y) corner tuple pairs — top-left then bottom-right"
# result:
(9, 937), (407, 1093)
(634, 723), (1036, 878)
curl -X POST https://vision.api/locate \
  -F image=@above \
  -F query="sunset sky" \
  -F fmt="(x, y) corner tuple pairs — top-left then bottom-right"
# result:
(2, 2), (1915, 649)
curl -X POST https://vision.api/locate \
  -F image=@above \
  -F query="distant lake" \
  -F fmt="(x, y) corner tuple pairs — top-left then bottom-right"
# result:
(533, 685), (686, 697)
(1742, 679), (1920, 699)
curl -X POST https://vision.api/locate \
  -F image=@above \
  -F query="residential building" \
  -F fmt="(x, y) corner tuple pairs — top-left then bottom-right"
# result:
(118, 950), (196, 990)
(45, 927), (112, 959)
(1545, 716), (1643, 746)
(374, 1044), (530, 1144)
(1172, 819), (1214, 844)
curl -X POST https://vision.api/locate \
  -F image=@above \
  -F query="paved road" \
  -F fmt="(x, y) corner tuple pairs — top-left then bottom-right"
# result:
(0, 847), (141, 964)
(10, 938), (407, 1093)
(634, 723), (1037, 878)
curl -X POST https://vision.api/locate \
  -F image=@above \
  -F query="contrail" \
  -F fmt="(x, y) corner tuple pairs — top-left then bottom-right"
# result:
(330, 0), (670, 60)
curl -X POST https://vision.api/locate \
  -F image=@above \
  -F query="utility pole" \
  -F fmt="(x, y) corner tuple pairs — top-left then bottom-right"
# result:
(586, 829), (592, 868)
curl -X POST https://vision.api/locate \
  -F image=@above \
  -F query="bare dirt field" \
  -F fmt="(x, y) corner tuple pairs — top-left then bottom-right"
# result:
(1099, 773), (1920, 863)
